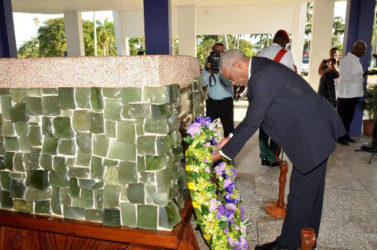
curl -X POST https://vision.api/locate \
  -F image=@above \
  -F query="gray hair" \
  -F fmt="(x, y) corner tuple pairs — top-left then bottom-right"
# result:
(219, 49), (246, 73)
(353, 40), (367, 49)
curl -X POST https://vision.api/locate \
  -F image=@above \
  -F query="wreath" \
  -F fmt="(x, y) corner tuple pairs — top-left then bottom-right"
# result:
(184, 117), (248, 249)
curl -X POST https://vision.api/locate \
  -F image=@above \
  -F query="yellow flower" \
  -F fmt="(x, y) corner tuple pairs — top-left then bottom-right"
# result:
(192, 201), (200, 208)
(187, 182), (195, 190)
(204, 234), (211, 240)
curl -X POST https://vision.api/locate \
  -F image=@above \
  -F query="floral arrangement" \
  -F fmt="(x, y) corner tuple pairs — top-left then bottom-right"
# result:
(184, 117), (248, 249)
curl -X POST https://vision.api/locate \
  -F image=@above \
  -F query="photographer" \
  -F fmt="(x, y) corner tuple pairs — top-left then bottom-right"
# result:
(202, 43), (234, 137)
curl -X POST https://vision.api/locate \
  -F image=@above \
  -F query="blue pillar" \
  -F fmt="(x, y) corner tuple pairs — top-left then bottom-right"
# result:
(343, 0), (376, 136)
(143, 0), (171, 55)
(0, 0), (17, 58)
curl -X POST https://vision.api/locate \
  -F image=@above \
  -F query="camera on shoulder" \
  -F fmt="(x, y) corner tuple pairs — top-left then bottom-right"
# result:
(206, 50), (221, 74)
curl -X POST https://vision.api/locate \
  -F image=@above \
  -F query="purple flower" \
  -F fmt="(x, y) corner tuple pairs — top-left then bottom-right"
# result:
(210, 137), (218, 145)
(225, 203), (237, 211)
(225, 194), (238, 204)
(215, 162), (226, 175)
(212, 149), (217, 155)
(240, 206), (245, 220)
(204, 142), (210, 147)
(194, 116), (212, 127)
(187, 123), (201, 136)
(209, 199), (217, 211)
(231, 168), (237, 176)
(205, 166), (211, 173)
(225, 183), (235, 193)
(228, 236), (234, 246)
(223, 179), (232, 189)
(224, 227), (229, 234)
(227, 214), (235, 225)
(203, 159), (208, 163)
(239, 237), (248, 249)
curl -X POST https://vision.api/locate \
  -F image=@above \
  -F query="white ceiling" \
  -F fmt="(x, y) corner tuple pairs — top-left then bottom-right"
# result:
(12, 0), (311, 13)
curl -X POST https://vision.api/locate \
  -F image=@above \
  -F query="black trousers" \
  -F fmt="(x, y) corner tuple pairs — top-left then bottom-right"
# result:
(278, 159), (327, 249)
(206, 97), (234, 137)
(337, 97), (359, 137)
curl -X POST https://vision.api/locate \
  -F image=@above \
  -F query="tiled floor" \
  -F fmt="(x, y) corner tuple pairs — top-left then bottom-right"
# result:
(190, 127), (377, 249)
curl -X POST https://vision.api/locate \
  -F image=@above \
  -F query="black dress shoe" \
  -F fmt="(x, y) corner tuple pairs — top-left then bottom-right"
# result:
(337, 138), (349, 145)
(345, 136), (356, 143)
(268, 161), (280, 167)
(261, 158), (270, 166)
(254, 240), (291, 250)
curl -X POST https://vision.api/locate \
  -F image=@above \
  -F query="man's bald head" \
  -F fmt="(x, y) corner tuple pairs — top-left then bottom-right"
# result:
(219, 49), (246, 73)
(351, 40), (367, 58)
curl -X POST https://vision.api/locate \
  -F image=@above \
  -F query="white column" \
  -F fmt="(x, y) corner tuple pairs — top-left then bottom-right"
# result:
(64, 11), (85, 56)
(291, 3), (307, 75)
(308, 0), (335, 89)
(177, 6), (196, 57)
(113, 11), (130, 56)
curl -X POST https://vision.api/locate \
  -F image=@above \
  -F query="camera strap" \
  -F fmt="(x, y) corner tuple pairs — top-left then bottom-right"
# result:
(209, 73), (217, 87)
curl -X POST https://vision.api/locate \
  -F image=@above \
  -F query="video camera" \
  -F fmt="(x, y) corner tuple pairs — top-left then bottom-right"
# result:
(206, 50), (221, 74)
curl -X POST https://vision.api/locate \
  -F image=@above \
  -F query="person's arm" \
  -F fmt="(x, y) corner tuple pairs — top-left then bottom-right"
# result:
(201, 68), (210, 87)
(318, 60), (329, 76)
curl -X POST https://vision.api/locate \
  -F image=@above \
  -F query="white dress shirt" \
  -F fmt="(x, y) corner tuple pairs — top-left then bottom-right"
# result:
(337, 52), (364, 98)
(257, 43), (295, 70)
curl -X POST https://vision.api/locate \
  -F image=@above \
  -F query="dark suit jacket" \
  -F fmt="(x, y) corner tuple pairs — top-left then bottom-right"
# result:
(222, 57), (345, 174)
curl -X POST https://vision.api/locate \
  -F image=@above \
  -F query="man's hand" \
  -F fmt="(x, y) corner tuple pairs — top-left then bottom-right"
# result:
(217, 137), (230, 150)
(211, 153), (222, 163)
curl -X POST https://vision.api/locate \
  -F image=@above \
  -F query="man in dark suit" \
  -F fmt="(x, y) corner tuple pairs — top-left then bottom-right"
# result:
(212, 49), (345, 249)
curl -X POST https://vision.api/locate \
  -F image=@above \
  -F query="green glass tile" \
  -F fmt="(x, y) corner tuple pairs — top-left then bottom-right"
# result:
(11, 89), (27, 103)
(90, 88), (103, 110)
(75, 88), (91, 109)
(0, 141), (4, 156)
(103, 185), (120, 208)
(118, 161), (137, 184)
(66, 157), (75, 167)
(151, 104), (172, 119)
(144, 86), (171, 104)
(5, 137), (19, 152)
(156, 136), (172, 155)
(79, 179), (103, 190)
(146, 155), (169, 171)
(122, 87), (142, 104)
(117, 121), (135, 143)
(0, 157), (4, 170)
(120, 202), (136, 227)
(145, 184), (167, 205)
(91, 156), (103, 179)
(35, 200), (50, 214)
(126, 183), (144, 204)
(137, 136), (155, 155)
(93, 134), (109, 157)
(42, 136), (58, 155)
(169, 131), (182, 148)
(10, 103), (27, 122)
(1, 96), (11, 120)
(68, 167), (90, 178)
(53, 117), (72, 139)
(104, 159), (119, 167)
(137, 156), (145, 172)
(76, 132), (92, 153)
(39, 154), (52, 170)
(108, 140), (136, 162)
(139, 172), (155, 184)
(19, 137), (30, 152)
(73, 110), (91, 131)
(2, 121), (14, 136)
(0, 88), (10, 95)
(105, 120), (116, 138)
(42, 88), (58, 95)
(0, 171), (11, 189)
(58, 140), (76, 156)
(41, 117), (52, 136)
(81, 188), (92, 199)
(156, 167), (172, 193)
(104, 99), (122, 120)
(13, 199), (33, 213)
(26, 88), (41, 97)
(58, 88), (75, 110)
(170, 84), (180, 104)
(69, 178), (80, 198)
(126, 104), (151, 118)
(102, 88), (122, 99)
(60, 187), (71, 206)
(10, 179), (25, 198)
(24, 186), (50, 201)
(49, 171), (69, 187)
(14, 122), (28, 136)
(28, 170), (49, 190)
(90, 112), (104, 134)
(25, 97), (42, 115)
(94, 189), (103, 210)
(169, 184), (179, 200)
(144, 118), (169, 134)
(13, 153), (23, 171)
(4, 152), (13, 170)
(103, 209), (120, 226)
(0, 190), (13, 208)
(76, 150), (91, 166)
(42, 96), (60, 115)
(28, 125), (42, 146)
(85, 209), (103, 222)
(72, 197), (93, 208)
(63, 206), (85, 220)
(137, 205), (157, 230)
(103, 166), (118, 186)
(28, 148), (41, 170)
(53, 156), (66, 173)
(51, 187), (62, 215)
(159, 201), (181, 229)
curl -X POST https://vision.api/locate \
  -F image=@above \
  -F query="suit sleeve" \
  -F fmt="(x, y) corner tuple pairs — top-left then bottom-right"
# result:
(221, 72), (288, 160)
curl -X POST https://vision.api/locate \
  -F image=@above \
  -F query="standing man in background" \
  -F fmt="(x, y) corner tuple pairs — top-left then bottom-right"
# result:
(202, 43), (235, 137)
(257, 30), (296, 167)
(336, 40), (367, 145)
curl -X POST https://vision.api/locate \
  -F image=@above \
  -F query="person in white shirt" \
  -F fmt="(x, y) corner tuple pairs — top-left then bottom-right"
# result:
(257, 30), (296, 167)
(337, 40), (367, 145)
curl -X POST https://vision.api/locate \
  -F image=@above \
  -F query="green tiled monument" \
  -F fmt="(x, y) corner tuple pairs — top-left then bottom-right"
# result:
(0, 56), (203, 231)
